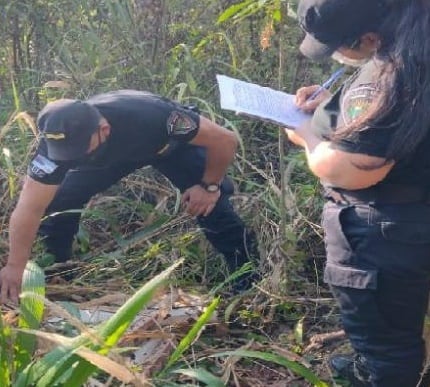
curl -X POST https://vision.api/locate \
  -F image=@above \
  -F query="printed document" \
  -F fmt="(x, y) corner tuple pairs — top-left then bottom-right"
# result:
(216, 74), (311, 128)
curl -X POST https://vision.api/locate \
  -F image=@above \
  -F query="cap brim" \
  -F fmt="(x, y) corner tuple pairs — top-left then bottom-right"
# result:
(299, 33), (337, 61)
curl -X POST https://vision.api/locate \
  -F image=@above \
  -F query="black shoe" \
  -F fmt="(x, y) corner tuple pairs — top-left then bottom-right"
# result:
(329, 353), (372, 386)
(44, 245), (73, 263)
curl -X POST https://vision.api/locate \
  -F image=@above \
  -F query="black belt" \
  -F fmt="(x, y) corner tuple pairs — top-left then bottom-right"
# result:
(324, 185), (430, 205)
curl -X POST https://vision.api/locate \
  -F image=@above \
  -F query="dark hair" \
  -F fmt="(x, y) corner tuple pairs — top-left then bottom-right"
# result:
(334, 0), (430, 162)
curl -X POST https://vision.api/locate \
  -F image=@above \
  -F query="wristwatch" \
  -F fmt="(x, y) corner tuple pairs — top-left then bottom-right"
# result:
(200, 181), (220, 193)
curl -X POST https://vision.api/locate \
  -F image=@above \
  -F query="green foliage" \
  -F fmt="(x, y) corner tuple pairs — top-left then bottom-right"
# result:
(162, 297), (220, 373)
(218, 0), (287, 24)
(173, 368), (225, 386)
(0, 261), (45, 386)
(14, 260), (183, 387)
(15, 262), (46, 373)
(0, 313), (13, 385)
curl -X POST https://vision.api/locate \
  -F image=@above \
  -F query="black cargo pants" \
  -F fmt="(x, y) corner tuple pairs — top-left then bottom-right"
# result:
(39, 144), (253, 272)
(323, 200), (430, 387)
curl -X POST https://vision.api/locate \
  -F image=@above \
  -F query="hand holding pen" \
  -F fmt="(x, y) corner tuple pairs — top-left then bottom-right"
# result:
(295, 67), (346, 113)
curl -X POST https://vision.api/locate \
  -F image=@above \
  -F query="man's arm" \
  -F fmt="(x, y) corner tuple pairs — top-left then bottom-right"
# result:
(0, 177), (58, 303)
(182, 116), (238, 217)
(190, 116), (239, 185)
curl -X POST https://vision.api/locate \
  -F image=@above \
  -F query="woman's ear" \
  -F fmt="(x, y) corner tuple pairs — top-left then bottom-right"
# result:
(100, 120), (111, 138)
(360, 32), (381, 53)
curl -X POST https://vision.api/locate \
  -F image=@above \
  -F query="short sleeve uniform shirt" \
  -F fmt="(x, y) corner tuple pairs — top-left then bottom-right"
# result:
(310, 60), (430, 187)
(28, 90), (201, 185)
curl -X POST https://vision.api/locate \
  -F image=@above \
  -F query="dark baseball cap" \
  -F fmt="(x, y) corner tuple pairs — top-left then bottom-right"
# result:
(37, 99), (102, 161)
(298, 0), (388, 60)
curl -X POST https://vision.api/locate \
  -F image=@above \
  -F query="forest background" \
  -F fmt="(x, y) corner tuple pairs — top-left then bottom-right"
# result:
(0, 0), (344, 386)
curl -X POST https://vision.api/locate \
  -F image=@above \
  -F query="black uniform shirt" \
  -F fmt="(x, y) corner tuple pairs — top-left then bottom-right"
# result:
(28, 90), (201, 185)
(310, 60), (430, 187)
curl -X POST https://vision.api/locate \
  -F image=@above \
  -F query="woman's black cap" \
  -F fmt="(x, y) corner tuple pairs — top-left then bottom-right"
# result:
(298, 0), (388, 60)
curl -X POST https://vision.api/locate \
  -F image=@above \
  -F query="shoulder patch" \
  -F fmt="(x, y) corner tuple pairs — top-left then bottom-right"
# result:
(341, 85), (378, 125)
(167, 111), (197, 136)
(29, 154), (58, 178)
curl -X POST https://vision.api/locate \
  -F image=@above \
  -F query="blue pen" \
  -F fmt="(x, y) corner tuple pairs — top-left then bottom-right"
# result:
(307, 67), (346, 101)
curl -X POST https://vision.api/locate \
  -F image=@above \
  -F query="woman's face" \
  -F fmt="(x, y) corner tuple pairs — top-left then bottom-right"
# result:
(331, 49), (372, 67)
(332, 33), (380, 67)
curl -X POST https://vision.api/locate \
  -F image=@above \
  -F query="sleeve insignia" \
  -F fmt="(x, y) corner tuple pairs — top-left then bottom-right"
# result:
(29, 154), (58, 178)
(167, 111), (197, 136)
(341, 85), (378, 125)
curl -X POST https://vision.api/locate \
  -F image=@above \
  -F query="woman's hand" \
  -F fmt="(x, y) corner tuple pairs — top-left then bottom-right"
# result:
(295, 85), (331, 113)
(285, 127), (306, 148)
(284, 120), (315, 148)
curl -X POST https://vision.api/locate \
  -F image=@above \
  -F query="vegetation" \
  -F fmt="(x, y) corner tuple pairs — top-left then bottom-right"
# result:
(0, 1), (343, 386)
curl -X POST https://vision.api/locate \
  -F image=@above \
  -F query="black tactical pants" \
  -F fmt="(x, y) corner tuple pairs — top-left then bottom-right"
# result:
(323, 200), (430, 387)
(39, 144), (252, 272)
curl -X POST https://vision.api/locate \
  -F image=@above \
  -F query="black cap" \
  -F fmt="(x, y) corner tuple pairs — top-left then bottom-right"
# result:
(298, 0), (387, 60)
(37, 99), (102, 161)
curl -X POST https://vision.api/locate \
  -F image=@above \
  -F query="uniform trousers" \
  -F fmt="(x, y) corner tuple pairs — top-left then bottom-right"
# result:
(38, 144), (252, 272)
(323, 200), (430, 386)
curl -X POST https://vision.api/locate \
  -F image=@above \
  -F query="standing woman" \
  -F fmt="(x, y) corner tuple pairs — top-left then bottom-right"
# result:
(288, 0), (430, 386)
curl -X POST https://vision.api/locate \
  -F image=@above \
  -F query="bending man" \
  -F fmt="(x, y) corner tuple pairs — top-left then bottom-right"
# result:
(0, 90), (256, 303)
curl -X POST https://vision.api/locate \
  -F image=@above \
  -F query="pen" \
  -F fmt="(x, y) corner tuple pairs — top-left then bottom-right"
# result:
(307, 67), (346, 101)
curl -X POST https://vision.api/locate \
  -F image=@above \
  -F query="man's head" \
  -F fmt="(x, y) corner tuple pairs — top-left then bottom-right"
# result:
(298, 0), (388, 61)
(37, 99), (109, 161)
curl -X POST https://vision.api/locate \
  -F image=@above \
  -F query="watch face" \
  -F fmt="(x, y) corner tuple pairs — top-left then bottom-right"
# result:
(206, 184), (219, 192)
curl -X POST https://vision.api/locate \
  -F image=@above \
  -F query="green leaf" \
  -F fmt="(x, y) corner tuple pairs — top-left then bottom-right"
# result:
(272, 9), (282, 22)
(211, 350), (329, 387)
(173, 368), (225, 386)
(294, 317), (304, 345)
(0, 315), (12, 386)
(15, 261), (45, 373)
(25, 260), (184, 387)
(217, 0), (254, 24)
(162, 297), (220, 373)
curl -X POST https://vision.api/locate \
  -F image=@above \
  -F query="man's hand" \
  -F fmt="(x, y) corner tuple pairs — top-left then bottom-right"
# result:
(295, 85), (332, 113)
(0, 263), (25, 304)
(182, 184), (221, 217)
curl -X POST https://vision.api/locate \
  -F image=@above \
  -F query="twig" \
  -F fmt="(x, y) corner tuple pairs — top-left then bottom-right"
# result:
(303, 330), (346, 353)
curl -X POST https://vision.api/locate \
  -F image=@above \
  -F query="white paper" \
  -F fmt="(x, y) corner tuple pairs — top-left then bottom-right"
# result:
(216, 74), (311, 128)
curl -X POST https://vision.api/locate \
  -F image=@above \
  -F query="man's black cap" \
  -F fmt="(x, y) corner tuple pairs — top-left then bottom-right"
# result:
(37, 99), (102, 161)
(298, 0), (388, 60)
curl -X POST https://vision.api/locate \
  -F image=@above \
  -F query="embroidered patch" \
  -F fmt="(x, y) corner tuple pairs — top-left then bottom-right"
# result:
(44, 132), (66, 140)
(341, 85), (378, 125)
(29, 154), (58, 178)
(167, 111), (197, 136)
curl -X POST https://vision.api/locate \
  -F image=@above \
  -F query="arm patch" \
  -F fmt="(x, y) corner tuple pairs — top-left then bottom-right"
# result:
(167, 111), (198, 136)
(341, 85), (378, 125)
(29, 154), (58, 178)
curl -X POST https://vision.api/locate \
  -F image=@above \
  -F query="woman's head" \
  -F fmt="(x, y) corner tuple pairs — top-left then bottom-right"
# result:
(298, 0), (387, 62)
(299, 0), (430, 161)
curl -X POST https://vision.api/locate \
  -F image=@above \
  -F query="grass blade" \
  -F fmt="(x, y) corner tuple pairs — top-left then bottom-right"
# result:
(15, 261), (45, 373)
(0, 315), (12, 386)
(162, 297), (220, 373)
(173, 368), (225, 386)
